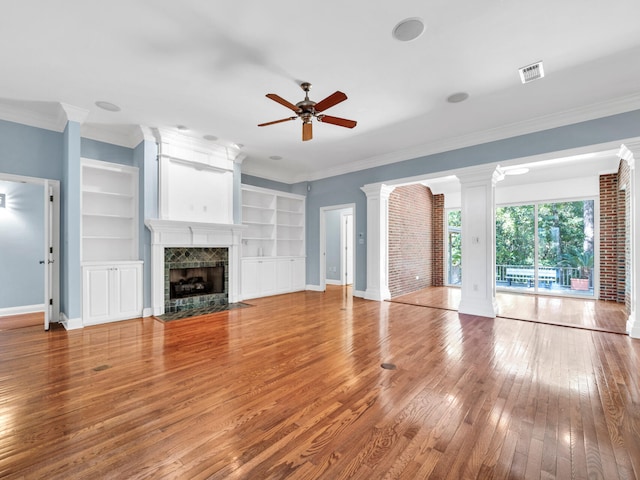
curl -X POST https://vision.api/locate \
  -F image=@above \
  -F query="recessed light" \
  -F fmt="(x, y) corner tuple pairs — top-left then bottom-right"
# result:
(447, 92), (469, 103)
(203, 134), (218, 141)
(392, 18), (425, 42)
(95, 101), (121, 112)
(269, 155), (283, 161)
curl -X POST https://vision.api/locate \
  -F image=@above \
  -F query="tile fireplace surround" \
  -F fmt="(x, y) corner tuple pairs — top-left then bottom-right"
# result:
(146, 219), (245, 316)
(164, 247), (228, 314)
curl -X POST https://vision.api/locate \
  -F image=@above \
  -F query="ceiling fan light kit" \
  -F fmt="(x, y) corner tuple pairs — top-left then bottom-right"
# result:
(258, 82), (357, 141)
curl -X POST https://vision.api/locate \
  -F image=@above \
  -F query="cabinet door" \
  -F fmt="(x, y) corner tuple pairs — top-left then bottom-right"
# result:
(276, 258), (293, 292)
(241, 259), (261, 300)
(113, 264), (142, 319)
(291, 258), (306, 291)
(83, 266), (112, 324)
(259, 259), (278, 297)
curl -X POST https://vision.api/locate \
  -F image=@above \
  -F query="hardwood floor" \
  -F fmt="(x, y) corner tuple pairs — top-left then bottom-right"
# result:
(391, 287), (628, 334)
(1, 286), (639, 479)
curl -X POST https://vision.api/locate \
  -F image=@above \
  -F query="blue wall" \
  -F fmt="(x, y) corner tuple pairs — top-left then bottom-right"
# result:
(0, 119), (63, 180)
(242, 173), (293, 193)
(61, 121), (82, 320)
(0, 180), (45, 309)
(2, 106), (640, 317)
(81, 138), (135, 165)
(304, 109), (640, 292)
(135, 139), (158, 311)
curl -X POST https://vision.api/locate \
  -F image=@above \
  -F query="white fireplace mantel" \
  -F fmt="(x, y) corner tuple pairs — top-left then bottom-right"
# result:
(146, 219), (247, 315)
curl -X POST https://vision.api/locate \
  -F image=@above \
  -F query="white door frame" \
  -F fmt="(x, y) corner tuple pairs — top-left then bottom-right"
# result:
(342, 212), (354, 285)
(319, 203), (356, 292)
(0, 173), (60, 329)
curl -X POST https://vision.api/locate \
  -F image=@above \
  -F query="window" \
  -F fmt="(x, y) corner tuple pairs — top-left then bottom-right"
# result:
(496, 200), (595, 297)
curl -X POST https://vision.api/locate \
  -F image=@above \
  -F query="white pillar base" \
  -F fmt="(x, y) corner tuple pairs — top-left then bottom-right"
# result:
(458, 297), (499, 318)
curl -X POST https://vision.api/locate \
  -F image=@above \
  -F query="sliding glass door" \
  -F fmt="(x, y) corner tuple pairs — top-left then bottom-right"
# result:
(496, 200), (595, 297)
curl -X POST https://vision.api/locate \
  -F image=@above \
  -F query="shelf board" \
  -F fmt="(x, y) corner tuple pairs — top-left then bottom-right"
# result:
(83, 213), (134, 219)
(82, 189), (134, 198)
(83, 235), (134, 240)
(244, 221), (275, 226)
(277, 209), (303, 214)
(243, 237), (275, 241)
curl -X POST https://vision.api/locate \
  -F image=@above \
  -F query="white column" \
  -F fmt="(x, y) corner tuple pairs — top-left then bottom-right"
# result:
(361, 183), (395, 301)
(619, 143), (640, 338)
(456, 165), (502, 318)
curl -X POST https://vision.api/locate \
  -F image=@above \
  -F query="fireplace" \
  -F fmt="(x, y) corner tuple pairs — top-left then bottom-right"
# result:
(146, 219), (245, 316)
(169, 266), (224, 299)
(164, 247), (228, 313)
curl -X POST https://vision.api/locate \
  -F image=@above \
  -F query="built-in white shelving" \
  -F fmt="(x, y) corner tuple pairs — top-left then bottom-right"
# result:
(81, 158), (139, 262)
(81, 158), (142, 325)
(240, 184), (306, 299)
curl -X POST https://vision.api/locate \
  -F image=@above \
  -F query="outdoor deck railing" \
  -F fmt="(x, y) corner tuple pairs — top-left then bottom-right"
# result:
(495, 264), (588, 289)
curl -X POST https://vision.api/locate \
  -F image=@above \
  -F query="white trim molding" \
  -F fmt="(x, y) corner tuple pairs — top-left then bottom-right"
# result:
(361, 183), (395, 301)
(145, 219), (246, 316)
(456, 164), (501, 318)
(619, 142), (640, 338)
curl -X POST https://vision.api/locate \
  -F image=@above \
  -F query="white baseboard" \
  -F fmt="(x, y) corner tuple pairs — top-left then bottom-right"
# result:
(628, 310), (639, 338)
(60, 312), (83, 330)
(0, 304), (45, 317)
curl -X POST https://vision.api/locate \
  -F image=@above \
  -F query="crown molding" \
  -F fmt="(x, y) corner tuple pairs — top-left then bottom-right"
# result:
(240, 163), (299, 184)
(0, 101), (64, 132)
(294, 92), (640, 183)
(80, 124), (160, 149)
(59, 103), (89, 126)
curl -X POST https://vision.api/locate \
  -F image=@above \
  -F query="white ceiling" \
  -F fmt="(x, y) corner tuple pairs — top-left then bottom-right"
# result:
(1, 0), (639, 183)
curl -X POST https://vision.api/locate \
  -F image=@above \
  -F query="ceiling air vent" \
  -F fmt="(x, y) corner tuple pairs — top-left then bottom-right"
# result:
(519, 61), (544, 84)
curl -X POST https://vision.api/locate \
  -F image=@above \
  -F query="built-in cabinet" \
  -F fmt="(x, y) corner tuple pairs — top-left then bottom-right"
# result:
(81, 158), (142, 324)
(241, 185), (306, 300)
(82, 262), (143, 325)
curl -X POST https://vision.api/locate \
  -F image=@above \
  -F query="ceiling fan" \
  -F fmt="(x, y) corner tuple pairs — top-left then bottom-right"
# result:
(258, 82), (357, 141)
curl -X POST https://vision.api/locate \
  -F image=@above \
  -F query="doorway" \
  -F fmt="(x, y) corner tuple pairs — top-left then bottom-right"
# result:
(320, 204), (356, 292)
(495, 199), (596, 298)
(0, 174), (60, 330)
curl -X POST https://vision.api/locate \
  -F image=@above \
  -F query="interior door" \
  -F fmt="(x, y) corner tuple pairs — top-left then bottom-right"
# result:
(44, 182), (53, 330)
(343, 213), (354, 285)
(43, 180), (61, 330)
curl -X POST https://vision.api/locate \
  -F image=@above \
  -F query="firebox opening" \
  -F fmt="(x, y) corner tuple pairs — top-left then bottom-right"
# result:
(169, 266), (224, 299)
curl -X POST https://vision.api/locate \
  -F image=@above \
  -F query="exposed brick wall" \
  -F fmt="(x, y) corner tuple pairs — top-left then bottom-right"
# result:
(599, 173), (618, 301)
(432, 194), (445, 286)
(599, 165), (629, 306)
(618, 160), (631, 314)
(388, 184), (433, 297)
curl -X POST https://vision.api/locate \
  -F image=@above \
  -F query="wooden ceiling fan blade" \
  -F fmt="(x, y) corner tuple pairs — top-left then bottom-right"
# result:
(314, 91), (347, 112)
(258, 117), (297, 127)
(266, 94), (300, 112)
(318, 115), (357, 129)
(302, 122), (312, 141)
